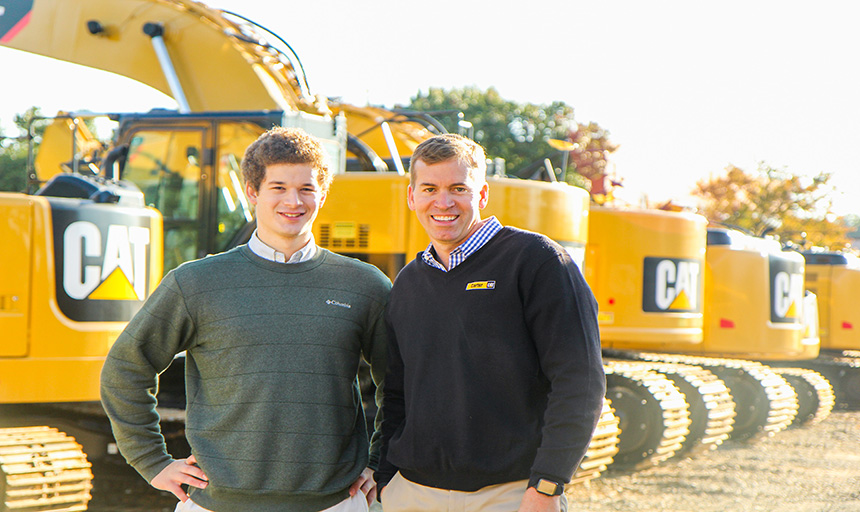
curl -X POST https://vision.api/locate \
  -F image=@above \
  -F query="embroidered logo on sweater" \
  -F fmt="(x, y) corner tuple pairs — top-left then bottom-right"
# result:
(465, 281), (496, 290)
(326, 299), (352, 309)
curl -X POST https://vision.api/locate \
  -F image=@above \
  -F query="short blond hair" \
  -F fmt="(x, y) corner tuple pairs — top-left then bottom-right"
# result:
(409, 134), (487, 186)
(241, 127), (332, 192)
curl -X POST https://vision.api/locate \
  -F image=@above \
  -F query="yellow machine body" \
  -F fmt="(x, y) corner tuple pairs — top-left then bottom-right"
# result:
(0, 0), (313, 114)
(315, 174), (590, 280)
(0, 0), (437, 169)
(584, 207), (707, 350)
(0, 192), (163, 404)
(802, 252), (860, 352)
(703, 229), (817, 361)
(33, 116), (104, 182)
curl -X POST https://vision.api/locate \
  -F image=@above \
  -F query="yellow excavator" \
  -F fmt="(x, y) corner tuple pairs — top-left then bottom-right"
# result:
(0, 165), (163, 509)
(586, 206), (840, 472)
(795, 250), (860, 409)
(1, 0), (620, 506)
(8, 0), (855, 500)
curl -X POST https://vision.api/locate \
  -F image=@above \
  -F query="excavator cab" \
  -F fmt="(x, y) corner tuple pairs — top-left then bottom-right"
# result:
(111, 109), (347, 273)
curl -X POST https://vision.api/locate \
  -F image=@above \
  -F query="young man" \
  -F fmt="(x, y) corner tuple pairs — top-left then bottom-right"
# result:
(101, 127), (390, 512)
(375, 134), (605, 512)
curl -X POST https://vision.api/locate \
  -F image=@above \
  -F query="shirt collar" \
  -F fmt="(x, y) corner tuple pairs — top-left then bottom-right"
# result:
(248, 230), (317, 263)
(421, 216), (503, 272)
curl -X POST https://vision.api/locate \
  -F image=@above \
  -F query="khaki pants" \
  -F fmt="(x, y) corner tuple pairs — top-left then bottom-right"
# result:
(380, 472), (568, 512)
(174, 491), (369, 512)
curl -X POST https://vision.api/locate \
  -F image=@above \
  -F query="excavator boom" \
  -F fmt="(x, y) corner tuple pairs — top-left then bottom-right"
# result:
(0, 0), (317, 113)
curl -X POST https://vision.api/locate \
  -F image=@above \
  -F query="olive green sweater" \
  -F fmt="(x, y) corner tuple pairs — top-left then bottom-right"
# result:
(100, 246), (390, 512)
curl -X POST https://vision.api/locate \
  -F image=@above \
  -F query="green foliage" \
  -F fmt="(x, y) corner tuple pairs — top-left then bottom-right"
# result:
(694, 163), (851, 249)
(407, 86), (578, 174)
(0, 106), (42, 193)
(0, 143), (28, 192)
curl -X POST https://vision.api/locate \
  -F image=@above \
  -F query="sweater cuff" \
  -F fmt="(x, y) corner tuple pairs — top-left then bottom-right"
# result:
(137, 455), (175, 483)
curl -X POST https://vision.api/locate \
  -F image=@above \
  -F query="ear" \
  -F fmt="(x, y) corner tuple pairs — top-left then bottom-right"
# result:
(478, 181), (489, 209)
(319, 190), (327, 208)
(407, 185), (416, 211)
(246, 183), (258, 206)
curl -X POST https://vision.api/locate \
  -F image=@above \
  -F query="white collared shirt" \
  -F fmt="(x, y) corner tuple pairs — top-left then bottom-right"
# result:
(248, 230), (317, 263)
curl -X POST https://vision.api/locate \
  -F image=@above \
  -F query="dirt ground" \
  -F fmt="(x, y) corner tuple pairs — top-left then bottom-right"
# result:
(90, 411), (860, 512)
(567, 410), (860, 512)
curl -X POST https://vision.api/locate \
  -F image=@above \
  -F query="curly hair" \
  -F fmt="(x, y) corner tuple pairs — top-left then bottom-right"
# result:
(241, 127), (332, 192)
(409, 134), (487, 186)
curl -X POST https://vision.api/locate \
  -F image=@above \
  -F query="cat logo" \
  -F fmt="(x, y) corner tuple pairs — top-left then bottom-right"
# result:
(642, 257), (702, 313)
(63, 221), (151, 301)
(52, 204), (156, 323)
(769, 256), (804, 324)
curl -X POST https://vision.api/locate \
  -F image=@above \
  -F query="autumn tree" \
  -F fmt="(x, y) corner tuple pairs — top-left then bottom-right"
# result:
(693, 163), (851, 250)
(564, 122), (619, 198)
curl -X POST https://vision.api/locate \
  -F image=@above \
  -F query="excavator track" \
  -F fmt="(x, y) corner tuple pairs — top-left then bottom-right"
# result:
(570, 399), (620, 485)
(607, 351), (799, 442)
(799, 353), (860, 410)
(643, 362), (736, 459)
(770, 367), (834, 427)
(0, 427), (92, 512)
(603, 361), (690, 471)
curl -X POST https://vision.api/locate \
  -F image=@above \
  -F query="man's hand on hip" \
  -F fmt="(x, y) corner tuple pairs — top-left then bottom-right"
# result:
(349, 467), (377, 505)
(151, 454), (209, 502)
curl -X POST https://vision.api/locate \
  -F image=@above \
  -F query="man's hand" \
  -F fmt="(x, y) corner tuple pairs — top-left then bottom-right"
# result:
(151, 454), (209, 502)
(349, 467), (377, 506)
(518, 486), (562, 512)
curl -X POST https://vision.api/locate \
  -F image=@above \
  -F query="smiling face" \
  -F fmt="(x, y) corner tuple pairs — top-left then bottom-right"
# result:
(407, 157), (489, 261)
(246, 163), (326, 254)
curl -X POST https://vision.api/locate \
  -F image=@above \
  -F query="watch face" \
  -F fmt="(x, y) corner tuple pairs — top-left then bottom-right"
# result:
(536, 479), (559, 495)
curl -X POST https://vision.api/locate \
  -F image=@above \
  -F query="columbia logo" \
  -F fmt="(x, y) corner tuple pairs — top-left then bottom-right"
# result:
(326, 299), (352, 309)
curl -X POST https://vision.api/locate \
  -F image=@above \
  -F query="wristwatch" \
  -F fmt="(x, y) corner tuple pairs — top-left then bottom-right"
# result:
(533, 478), (563, 496)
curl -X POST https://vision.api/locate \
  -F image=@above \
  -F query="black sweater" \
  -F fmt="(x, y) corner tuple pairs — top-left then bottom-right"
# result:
(376, 227), (605, 491)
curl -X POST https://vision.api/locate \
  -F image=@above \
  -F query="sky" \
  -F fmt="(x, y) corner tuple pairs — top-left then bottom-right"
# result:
(1, 0), (858, 215)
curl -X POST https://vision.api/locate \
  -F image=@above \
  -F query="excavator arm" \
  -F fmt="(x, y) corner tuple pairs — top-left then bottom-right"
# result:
(0, 0), (319, 113)
(0, 0), (436, 163)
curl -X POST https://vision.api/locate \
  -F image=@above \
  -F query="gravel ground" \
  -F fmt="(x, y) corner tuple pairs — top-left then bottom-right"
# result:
(567, 410), (860, 512)
(89, 411), (860, 512)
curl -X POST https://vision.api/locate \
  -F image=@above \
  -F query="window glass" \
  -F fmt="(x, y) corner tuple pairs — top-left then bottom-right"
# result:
(124, 130), (202, 273)
(214, 123), (261, 251)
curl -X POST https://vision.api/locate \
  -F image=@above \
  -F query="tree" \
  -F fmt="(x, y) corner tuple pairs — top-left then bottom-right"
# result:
(0, 107), (107, 193)
(408, 87), (571, 172)
(407, 87), (618, 199)
(840, 214), (860, 251)
(693, 163), (851, 250)
(0, 107), (42, 192)
(564, 121), (619, 199)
